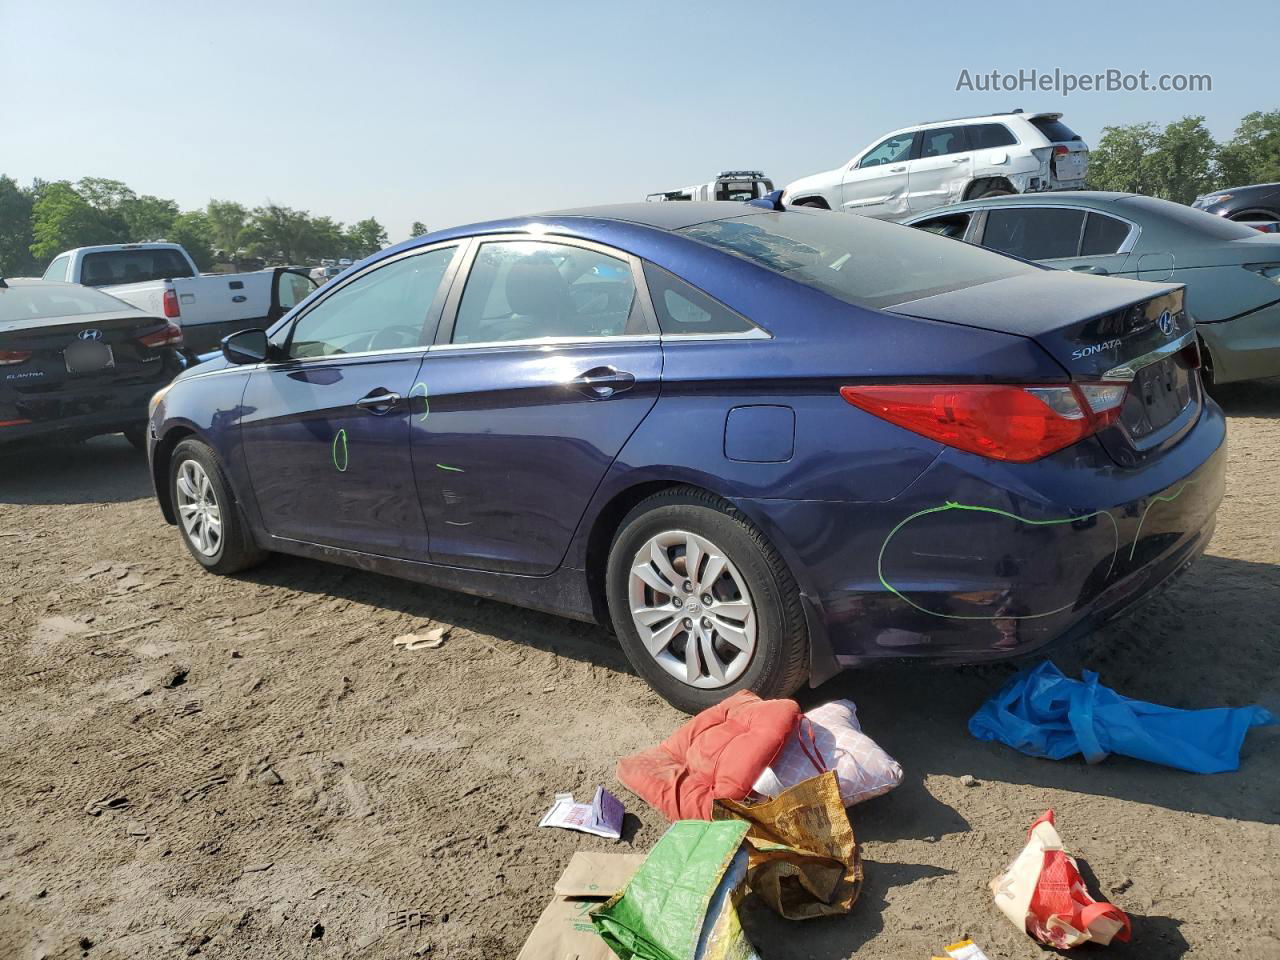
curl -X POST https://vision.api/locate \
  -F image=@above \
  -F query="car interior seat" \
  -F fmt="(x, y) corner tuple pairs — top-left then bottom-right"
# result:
(504, 256), (577, 336)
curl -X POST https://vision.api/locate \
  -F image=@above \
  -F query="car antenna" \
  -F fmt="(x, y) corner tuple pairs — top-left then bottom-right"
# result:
(746, 189), (786, 212)
(0, 275), (7, 288)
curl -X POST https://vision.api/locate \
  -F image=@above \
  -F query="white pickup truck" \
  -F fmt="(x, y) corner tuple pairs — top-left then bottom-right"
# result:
(41, 242), (317, 354)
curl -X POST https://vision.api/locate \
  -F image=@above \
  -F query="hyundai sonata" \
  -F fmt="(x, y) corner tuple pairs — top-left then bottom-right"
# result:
(147, 202), (1224, 712)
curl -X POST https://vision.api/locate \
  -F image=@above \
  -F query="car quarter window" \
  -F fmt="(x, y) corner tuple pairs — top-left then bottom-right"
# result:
(915, 213), (971, 240)
(642, 263), (756, 335)
(286, 246), (456, 359)
(42, 255), (69, 281)
(451, 240), (638, 344)
(1081, 213), (1132, 256)
(965, 123), (1018, 149)
(919, 126), (968, 158)
(981, 207), (1086, 261)
(858, 133), (914, 168)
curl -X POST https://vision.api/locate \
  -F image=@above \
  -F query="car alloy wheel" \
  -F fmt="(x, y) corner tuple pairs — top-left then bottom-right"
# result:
(627, 529), (757, 688)
(175, 459), (223, 557)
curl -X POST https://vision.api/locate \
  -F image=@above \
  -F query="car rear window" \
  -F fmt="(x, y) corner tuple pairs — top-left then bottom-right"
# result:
(677, 211), (1040, 310)
(1121, 195), (1261, 241)
(1029, 116), (1082, 143)
(966, 123), (1018, 149)
(80, 248), (195, 286)
(0, 284), (133, 324)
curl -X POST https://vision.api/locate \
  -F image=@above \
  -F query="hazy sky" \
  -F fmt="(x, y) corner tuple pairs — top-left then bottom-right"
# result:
(2, 0), (1273, 242)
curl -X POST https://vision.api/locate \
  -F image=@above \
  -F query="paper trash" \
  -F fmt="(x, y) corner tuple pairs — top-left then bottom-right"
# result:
(539, 786), (625, 840)
(516, 852), (647, 960)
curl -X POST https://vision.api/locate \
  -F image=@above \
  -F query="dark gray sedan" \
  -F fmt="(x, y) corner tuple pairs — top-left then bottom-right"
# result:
(903, 191), (1280, 384)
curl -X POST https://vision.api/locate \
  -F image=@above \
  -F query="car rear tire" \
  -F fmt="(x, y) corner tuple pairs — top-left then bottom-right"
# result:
(973, 186), (1014, 199)
(169, 438), (267, 575)
(606, 487), (808, 713)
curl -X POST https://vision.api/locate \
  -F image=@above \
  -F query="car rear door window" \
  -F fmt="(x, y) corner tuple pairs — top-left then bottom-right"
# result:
(451, 241), (638, 344)
(981, 207), (1086, 261)
(287, 246), (456, 358)
(919, 127), (969, 158)
(965, 123), (1018, 149)
(642, 263), (757, 335)
(858, 134), (914, 168)
(1080, 213), (1132, 256)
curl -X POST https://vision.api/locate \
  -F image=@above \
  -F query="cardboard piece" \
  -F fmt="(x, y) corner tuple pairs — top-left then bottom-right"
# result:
(517, 852), (647, 960)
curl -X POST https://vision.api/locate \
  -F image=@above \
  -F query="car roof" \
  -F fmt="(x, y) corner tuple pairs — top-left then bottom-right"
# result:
(909, 191), (1137, 218)
(59, 242), (185, 256)
(536, 201), (759, 230)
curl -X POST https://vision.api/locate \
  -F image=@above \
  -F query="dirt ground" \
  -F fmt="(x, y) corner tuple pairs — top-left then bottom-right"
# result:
(1, 382), (1278, 960)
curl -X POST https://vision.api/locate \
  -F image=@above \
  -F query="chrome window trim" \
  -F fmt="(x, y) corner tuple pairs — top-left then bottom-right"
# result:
(1102, 329), (1197, 381)
(659, 328), (772, 342)
(974, 202), (1142, 259)
(428, 333), (659, 353)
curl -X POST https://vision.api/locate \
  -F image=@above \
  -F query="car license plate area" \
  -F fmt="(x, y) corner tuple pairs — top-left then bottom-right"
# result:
(64, 342), (115, 374)
(1054, 152), (1085, 180)
(1120, 356), (1192, 441)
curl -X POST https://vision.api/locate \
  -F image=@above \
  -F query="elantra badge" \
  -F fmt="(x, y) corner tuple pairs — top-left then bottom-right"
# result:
(1157, 310), (1176, 337)
(78, 328), (103, 341)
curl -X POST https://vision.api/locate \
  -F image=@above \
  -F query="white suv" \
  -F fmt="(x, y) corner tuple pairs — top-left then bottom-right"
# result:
(782, 110), (1088, 221)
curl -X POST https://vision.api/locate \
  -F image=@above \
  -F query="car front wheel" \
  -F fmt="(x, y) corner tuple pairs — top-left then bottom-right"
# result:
(606, 487), (808, 713)
(169, 438), (267, 575)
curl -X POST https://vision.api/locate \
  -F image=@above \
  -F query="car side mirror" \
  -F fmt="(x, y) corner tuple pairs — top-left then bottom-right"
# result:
(222, 328), (271, 364)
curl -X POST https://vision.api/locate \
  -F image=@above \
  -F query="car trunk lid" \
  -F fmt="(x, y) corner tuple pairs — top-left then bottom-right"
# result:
(0, 310), (174, 396)
(888, 272), (1199, 466)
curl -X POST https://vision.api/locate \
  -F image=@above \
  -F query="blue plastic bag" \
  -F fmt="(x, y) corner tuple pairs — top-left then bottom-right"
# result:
(969, 661), (1276, 774)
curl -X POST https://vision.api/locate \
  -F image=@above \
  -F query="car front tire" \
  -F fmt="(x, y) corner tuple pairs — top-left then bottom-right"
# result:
(169, 438), (267, 575)
(606, 487), (809, 713)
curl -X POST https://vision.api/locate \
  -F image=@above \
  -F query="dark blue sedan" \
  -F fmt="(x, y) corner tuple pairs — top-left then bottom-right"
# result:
(146, 203), (1225, 712)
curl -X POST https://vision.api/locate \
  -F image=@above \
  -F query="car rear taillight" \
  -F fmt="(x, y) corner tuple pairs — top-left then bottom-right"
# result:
(138, 322), (183, 348)
(1053, 145), (1070, 156)
(840, 383), (1128, 463)
(0, 350), (32, 365)
(163, 288), (181, 318)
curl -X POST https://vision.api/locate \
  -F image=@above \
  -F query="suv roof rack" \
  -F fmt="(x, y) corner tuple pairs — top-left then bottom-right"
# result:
(914, 108), (1027, 126)
(717, 170), (766, 179)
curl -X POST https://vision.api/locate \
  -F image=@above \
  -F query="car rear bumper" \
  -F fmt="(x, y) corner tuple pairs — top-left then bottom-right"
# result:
(1198, 299), (1280, 384)
(0, 378), (165, 445)
(735, 398), (1227, 668)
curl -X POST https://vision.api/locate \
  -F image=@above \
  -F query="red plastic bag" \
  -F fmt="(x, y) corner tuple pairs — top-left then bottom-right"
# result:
(990, 810), (1131, 948)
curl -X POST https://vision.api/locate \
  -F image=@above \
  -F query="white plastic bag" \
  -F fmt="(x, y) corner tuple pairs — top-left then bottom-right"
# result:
(752, 699), (902, 807)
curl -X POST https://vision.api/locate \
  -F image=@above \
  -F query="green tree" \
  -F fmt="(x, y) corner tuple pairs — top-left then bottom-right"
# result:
(1146, 116), (1218, 204)
(345, 217), (388, 258)
(410, 220), (429, 238)
(1088, 122), (1160, 194)
(30, 182), (124, 263)
(206, 199), (249, 261)
(0, 176), (36, 277)
(169, 211), (215, 270)
(241, 204), (318, 264)
(121, 195), (179, 241)
(1217, 110), (1280, 187)
(309, 216), (347, 260)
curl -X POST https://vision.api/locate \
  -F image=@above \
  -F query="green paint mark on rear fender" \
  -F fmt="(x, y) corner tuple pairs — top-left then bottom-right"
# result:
(332, 429), (349, 472)
(435, 463), (464, 473)
(877, 501), (1119, 621)
(409, 381), (430, 423)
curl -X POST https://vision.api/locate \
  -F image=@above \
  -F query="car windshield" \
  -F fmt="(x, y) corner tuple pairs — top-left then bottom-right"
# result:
(0, 283), (133, 324)
(1120, 195), (1262, 241)
(677, 211), (1040, 309)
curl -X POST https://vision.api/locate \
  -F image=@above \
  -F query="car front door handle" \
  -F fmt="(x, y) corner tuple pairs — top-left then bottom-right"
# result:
(890, 165), (907, 173)
(571, 366), (635, 400)
(355, 389), (403, 414)
(951, 157), (968, 163)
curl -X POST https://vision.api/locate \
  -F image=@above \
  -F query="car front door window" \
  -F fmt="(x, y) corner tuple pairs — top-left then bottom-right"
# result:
(858, 134), (914, 169)
(287, 247), (457, 358)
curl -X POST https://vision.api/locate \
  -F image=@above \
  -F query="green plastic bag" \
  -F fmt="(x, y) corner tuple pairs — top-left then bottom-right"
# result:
(591, 819), (758, 960)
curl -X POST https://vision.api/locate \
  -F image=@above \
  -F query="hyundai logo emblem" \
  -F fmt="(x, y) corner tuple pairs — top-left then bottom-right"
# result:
(78, 328), (103, 341)
(1157, 310), (1176, 337)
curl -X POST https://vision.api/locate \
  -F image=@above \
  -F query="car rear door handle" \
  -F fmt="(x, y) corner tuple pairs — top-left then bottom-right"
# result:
(951, 157), (968, 163)
(890, 165), (906, 173)
(571, 366), (635, 400)
(355, 389), (403, 414)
